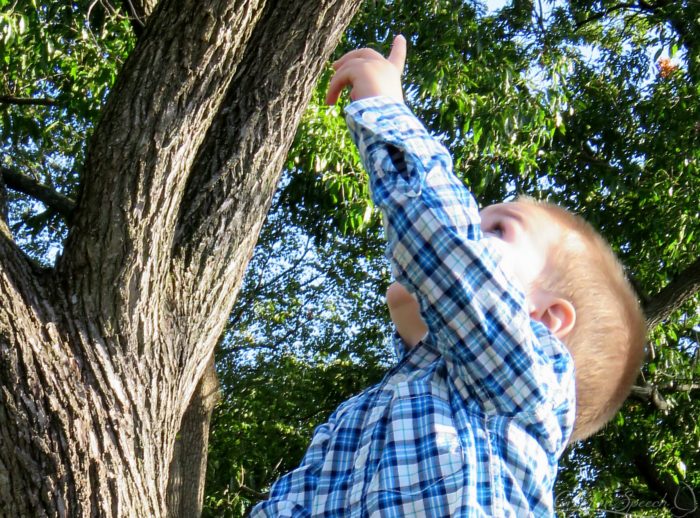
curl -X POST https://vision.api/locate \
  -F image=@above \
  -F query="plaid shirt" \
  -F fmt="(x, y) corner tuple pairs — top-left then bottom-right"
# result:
(251, 97), (575, 517)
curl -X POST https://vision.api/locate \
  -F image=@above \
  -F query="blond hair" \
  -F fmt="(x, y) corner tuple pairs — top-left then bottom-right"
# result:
(520, 198), (646, 441)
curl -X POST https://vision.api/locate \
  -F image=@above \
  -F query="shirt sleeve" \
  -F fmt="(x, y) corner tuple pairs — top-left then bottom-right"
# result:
(345, 97), (574, 417)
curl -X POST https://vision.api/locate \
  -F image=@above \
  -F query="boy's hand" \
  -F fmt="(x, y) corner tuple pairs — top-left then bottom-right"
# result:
(326, 35), (406, 105)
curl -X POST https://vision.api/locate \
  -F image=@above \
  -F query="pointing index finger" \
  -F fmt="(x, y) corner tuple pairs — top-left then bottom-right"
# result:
(388, 35), (407, 73)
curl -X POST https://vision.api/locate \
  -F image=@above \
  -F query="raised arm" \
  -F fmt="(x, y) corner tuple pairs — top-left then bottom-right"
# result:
(329, 38), (573, 419)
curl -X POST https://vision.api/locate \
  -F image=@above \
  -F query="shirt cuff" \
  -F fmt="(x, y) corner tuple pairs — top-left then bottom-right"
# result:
(344, 97), (420, 138)
(344, 96), (405, 117)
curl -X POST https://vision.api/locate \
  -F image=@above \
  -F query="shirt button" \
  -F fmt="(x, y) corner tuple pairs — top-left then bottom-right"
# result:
(362, 111), (379, 124)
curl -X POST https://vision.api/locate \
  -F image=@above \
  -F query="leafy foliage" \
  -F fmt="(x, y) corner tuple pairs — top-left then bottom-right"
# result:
(0, 0), (134, 261)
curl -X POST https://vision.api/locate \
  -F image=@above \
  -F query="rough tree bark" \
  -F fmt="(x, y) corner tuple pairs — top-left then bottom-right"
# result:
(116, 0), (226, 513)
(166, 356), (220, 517)
(0, 0), (362, 515)
(0, 172), (8, 237)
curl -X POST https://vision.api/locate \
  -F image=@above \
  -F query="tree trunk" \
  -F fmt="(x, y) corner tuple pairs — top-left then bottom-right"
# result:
(0, 0), (362, 515)
(0, 172), (9, 238)
(166, 357), (220, 517)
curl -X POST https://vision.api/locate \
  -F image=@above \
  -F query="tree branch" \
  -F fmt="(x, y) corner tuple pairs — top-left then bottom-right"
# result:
(634, 452), (700, 518)
(0, 95), (57, 107)
(575, 146), (699, 329)
(629, 384), (671, 411)
(575, 2), (638, 29)
(578, 142), (622, 174)
(167, 356), (220, 517)
(575, 0), (666, 27)
(0, 167), (76, 219)
(0, 172), (10, 240)
(644, 256), (700, 330)
(236, 483), (269, 500)
(119, 0), (158, 37)
(630, 379), (700, 410)
(58, 0), (271, 334)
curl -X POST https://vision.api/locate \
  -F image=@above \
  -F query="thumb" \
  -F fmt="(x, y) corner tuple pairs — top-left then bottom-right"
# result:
(387, 35), (407, 73)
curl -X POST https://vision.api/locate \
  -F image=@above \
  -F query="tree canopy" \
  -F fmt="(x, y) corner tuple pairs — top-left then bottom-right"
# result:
(1, 0), (698, 516)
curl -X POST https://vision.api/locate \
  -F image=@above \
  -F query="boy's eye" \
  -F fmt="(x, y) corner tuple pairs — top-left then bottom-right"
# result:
(484, 223), (504, 238)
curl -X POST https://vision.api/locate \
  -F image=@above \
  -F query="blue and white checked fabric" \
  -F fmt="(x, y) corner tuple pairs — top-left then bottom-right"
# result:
(250, 97), (575, 517)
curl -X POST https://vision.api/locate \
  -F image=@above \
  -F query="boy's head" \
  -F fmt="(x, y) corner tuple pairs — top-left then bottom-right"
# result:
(481, 199), (647, 441)
(387, 199), (646, 442)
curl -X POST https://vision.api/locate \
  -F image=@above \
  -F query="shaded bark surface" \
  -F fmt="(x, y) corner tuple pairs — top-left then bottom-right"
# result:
(0, 0), (362, 515)
(166, 358), (220, 517)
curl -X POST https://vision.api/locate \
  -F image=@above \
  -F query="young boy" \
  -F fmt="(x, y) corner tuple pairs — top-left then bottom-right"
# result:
(251, 36), (645, 517)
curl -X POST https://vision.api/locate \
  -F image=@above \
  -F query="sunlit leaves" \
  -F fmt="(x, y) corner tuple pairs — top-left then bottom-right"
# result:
(534, 3), (699, 515)
(283, 70), (372, 235)
(1, 0), (134, 263)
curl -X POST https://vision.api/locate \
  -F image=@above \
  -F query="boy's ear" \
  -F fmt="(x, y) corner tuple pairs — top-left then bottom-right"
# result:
(530, 292), (576, 339)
